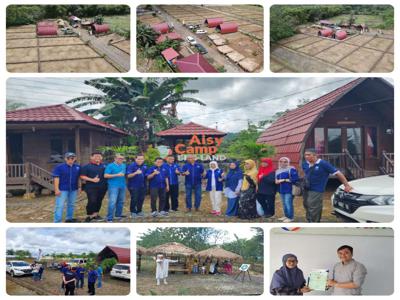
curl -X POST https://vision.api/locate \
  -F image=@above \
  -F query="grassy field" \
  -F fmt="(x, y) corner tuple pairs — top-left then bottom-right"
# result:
(104, 15), (130, 38)
(327, 14), (386, 28)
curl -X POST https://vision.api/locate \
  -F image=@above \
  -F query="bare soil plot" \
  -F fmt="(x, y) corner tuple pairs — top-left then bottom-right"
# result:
(7, 48), (38, 63)
(271, 31), (394, 73)
(7, 38), (37, 48)
(38, 37), (84, 47)
(40, 58), (118, 73)
(39, 44), (99, 61)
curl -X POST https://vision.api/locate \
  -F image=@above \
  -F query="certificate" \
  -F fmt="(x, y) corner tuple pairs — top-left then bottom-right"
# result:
(307, 269), (328, 291)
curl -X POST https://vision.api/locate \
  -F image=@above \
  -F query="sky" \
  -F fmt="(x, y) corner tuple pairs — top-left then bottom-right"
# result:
(6, 77), (393, 133)
(136, 226), (259, 244)
(6, 228), (130, 255)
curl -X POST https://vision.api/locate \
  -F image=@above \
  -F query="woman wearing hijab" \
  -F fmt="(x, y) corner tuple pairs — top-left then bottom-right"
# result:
(223, 161), (243, 217)
(270, 254), (311, 296)
(256, 158), (277, 218)
(275, 157), (299, 222)
(237, 159), (259, 219)
(204, 161), (224, 215)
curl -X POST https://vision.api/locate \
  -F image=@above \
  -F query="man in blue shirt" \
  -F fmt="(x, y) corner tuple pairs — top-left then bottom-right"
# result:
(146, 157), (169, 217)
(127, 154), (148, 218)
(75, 263), (85, 289)
(163, 155), (181, 212)
(181, 155), (205, 212)
(302, 148), (352, 222)
(52, 152), (81, 223)
(88, 265), (98, 295)
(104, 154), (127, 222)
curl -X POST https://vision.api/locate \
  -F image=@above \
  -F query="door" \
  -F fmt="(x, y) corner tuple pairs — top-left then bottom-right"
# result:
(7, 134), (24, 163)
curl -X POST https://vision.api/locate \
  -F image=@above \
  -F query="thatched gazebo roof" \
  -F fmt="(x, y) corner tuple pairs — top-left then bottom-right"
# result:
(196, 247), (243, 262)
(146, 242), (196, 257)
(137, 246), (147, 255)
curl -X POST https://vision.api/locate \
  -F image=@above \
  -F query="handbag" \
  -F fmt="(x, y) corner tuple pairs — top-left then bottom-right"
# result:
(289, 169), (302, 196)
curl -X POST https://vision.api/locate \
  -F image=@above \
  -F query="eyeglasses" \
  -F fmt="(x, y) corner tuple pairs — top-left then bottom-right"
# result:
(66, 157), (76, 160)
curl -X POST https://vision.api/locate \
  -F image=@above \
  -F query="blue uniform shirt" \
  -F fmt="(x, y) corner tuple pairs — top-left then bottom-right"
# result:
(162, 162), (181, 185)
(146, 166), (168, 189)
(302, 159), (338, 193)
(52, 163), (81, 191)
(205, 169), (224, 191)
(88, 270), (98, 283)
(126, 162), (147, 189)
(76, 267), (85, 279)
(104, 162), (126, 188)
(181, 162), (204, 186)
(276, 167), (299, 194)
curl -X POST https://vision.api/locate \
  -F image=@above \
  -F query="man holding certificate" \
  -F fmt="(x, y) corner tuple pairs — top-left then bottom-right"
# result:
(327, 245), (367, 295)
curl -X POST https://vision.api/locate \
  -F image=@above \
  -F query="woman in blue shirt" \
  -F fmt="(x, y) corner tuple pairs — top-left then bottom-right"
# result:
(275, 157), (299, 222)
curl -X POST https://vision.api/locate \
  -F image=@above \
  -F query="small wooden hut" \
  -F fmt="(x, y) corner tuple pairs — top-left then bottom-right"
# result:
(196, 247), (243, 263)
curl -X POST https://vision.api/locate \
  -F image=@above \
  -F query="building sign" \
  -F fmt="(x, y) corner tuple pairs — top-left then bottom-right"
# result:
(174, 134), (224, 155)
(177, 154), (227, 161)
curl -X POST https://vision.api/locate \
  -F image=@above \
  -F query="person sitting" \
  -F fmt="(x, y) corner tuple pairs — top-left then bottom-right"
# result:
(223, 260), (233, 275)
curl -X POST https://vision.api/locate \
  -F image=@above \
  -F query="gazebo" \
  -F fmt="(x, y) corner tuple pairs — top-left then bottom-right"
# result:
(196, 247), (243, 263)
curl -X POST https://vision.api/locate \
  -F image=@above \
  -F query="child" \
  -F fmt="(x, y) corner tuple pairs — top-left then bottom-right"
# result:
(88, 266), (98, 295)
(155, 254), (178, 285)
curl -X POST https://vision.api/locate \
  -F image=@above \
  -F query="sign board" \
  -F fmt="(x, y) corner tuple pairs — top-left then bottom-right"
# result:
(239, 264), (250, 272)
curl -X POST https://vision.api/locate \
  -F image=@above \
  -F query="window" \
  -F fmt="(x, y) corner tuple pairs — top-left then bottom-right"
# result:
(314, 128), (325, 153)
(327, 128), (342, 153)
(366, 127), (378, 158)
(50, 139), (63, 155)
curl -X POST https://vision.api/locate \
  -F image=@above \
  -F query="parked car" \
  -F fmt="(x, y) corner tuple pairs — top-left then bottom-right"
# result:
(110, 264), (130, 280)
(6, 261), (33, 277)
(67, 258), (87, 267)
(186, 36), (197, 45)
(331, 175), (394, 222)
(194, 43), (208, 54)
(196, 29), (207, 34)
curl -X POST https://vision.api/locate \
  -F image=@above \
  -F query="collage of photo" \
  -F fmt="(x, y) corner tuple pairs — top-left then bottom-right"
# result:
(2, 1), (397, 299)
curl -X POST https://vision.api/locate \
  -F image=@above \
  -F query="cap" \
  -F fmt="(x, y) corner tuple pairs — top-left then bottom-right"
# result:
(64, 152), (76, 158)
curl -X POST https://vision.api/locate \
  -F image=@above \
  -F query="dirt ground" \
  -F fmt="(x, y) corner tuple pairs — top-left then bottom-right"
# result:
(6, 22), (128, 73)
(137, 5), (263, 73)
(6, 269), (130, 296)
(6, 183), (342, 223)
(271, 27), (394, 73)
(137, 259), (263, 296)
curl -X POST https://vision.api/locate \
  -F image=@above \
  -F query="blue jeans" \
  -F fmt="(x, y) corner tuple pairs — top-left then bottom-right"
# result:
(107, 186), (126, 221)
(77, 277), (84, 288)
(97, 276), (102, 288)
(225, 197), (239, 216)
(54, 190), (78, 223)
(280, 193), (294, 219)
(185, 184), (202, 209)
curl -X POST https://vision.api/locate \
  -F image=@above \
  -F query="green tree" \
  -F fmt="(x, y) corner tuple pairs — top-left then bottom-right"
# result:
(6, 101), (27, 111)
(67, 78), (204, 151)
(136, 21), (158, 49)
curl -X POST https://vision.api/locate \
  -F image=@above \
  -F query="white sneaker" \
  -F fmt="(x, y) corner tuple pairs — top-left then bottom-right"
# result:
(163, 279), (168, 285)
(278, 216), (287, 221)
(157, 279), (160, 286)
(283, 218), (294, 223)
(152, 211), (159, 217)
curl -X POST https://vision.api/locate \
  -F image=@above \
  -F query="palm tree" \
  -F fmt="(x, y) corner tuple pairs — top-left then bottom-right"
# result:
(6, 101), (26, 111)
(136, 21), (158, 49)
(67, 77), (205, 151)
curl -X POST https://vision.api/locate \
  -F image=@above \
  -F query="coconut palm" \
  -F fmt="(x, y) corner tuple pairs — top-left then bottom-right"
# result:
(67, 77), (204, 151)
(136, 21), (158, 49)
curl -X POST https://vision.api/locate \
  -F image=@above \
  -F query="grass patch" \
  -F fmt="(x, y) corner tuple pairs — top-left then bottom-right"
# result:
(327, 14), (385, 28)
(104, 15), (130, 38)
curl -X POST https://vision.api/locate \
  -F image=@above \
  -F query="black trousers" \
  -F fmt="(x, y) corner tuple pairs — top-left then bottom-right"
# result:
(65, 285), (75, 295)
(257, 193), (275, 217)
(164, 184), (179, 211)
(150, 187), (166, 212)
(88, 282), (96, 295)
(85, 187), (107, 215)
(129, 187), (146, 213)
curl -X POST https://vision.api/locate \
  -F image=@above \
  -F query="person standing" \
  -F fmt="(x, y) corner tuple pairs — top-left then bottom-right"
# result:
(155, 254), (178, 285)
(275, 157), (299, 222)
(88, 266), (98, 295)
(96, 265), (103, 289)
(327, 245), (367, 295)
(256, 158), (277, 218)
(237, 159), (259, 219)
(126, 154), (148, 218)
(53, 152), (81, 223)
(204, 161), (224, 215)
(80, 152), (107, 222)
(146, 157), (169, 217)
(75, 263), (86, 289)
(163, 155), (181, 212)
(181, 155), (204, 212)
(104, 154), (127, 222)
(302, 149), (352, 222)
(223, 161), (243, 217)
(63, 266), (77, 296)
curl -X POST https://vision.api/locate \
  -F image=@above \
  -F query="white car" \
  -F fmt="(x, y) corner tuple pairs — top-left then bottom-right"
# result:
(196, 29), (207, 34)
(67, 258), (87, 267)
(331, 175), (394, 222)
(186, 36), (197, 45)
(110, 264), (130, 280)
(6, 261), (33, 277)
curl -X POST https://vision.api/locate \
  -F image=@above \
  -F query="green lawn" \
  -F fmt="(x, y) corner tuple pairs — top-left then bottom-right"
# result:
(327, 14), (385, 28)
(104, 14), (130, 38)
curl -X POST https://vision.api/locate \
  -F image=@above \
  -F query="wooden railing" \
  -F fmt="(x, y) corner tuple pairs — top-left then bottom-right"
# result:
(318, 151), (364, 179)
(29, 163), (54, 190)
(6, 163), (54, 192)
(381, 151), (394, 175)
(343, 149), (365, 179)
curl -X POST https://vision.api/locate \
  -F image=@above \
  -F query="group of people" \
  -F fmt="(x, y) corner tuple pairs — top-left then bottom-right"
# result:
(270, 245), (367, 295)
(53, 148), (352, 223)
(59, 263), (102, 296)
(154, 254), (233, 286)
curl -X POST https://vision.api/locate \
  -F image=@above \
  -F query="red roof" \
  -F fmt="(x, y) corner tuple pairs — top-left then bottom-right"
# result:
(257, 79), (364, 166)
(204, 18), (224, 28)
(161, 47), (179, 61)
(6, 104), (127, 135)
(156, 122), (226, 137)
(216, 22), (238, 34)
(156, 32), (182, 44)
(176, 53), (217, 73)
(100, 246), (130, 264)
(151, 22), (169, 34)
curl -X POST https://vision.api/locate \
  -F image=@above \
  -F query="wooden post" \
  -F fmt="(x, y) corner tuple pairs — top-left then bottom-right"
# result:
(75, 127), (81, 163)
